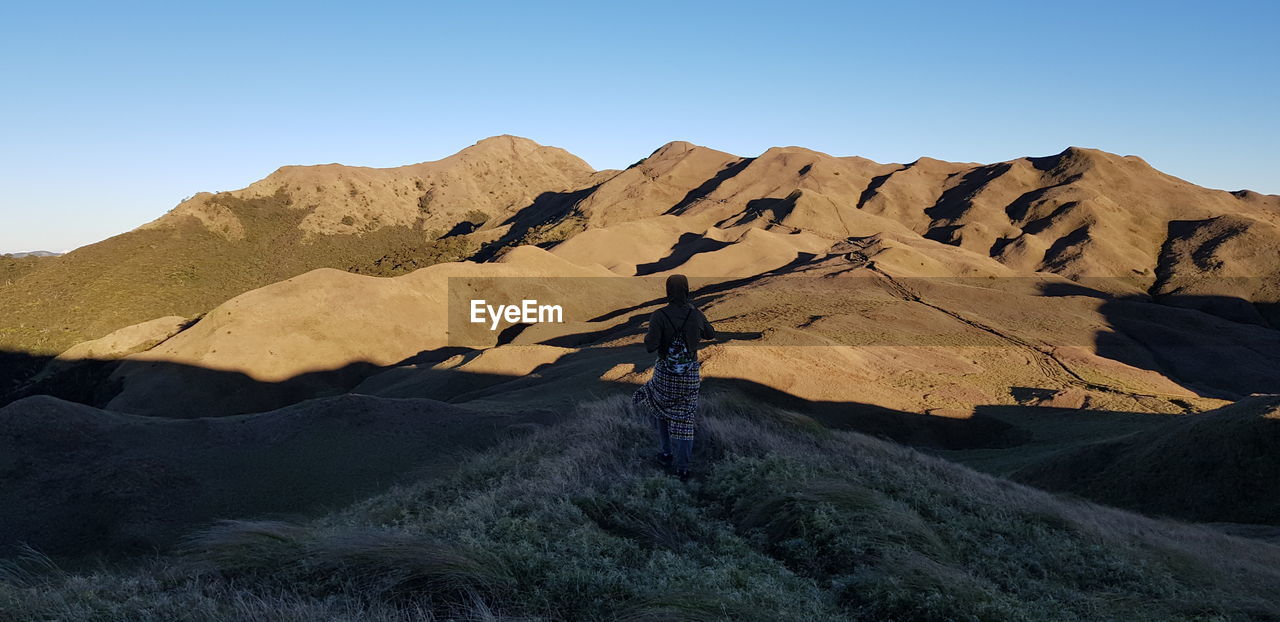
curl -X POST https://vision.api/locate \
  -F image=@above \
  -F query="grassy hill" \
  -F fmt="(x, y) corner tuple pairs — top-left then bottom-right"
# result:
(0, 135), (593, 373)
(0, 254), (51, 287)
(0, 393), (563, 556)
(1011, 395), (1280, 524)
(0, 189), (473, 364)
(4, 394), (1278, 621)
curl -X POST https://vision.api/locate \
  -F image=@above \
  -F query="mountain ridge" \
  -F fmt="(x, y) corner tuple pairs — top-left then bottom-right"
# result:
(2, 135), (1278, 370)
(5, 137), (1280, 619)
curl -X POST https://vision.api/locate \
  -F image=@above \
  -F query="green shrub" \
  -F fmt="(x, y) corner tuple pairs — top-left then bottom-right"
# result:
(463, 209), (490, 226)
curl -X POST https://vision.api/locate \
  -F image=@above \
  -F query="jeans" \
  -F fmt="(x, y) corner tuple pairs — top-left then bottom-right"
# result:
(653, 415), (693, 471)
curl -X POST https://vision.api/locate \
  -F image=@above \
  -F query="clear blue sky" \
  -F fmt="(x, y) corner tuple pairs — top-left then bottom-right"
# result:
(2, 1), (1276, 253)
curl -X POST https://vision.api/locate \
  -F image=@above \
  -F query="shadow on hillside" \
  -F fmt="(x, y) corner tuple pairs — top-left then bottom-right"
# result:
(2, 264), (1047, 447)
(440, 219), (481, 238)
(0, 267), (795, 416)
(716, 190), (802, 229)
(856, 166), (902, 209)
(946, 403), (1180, 476)
(8, 273), (1280, 558)
(0, 335), (1025, 453)
(9, 278), (1277, 418)
(0, 264), (1026, 446)
(664, 157), (755, 216)
(1, 348), (466, 419)
(980, 396), (1280, 526)
(8, 279), (1280, 560)
(1, 332), (1046, 560)
(12, 320), (1269, 561)
(471, 185), (601, 261)
(634, 233), (733, 275)
(924, 162), (1012, 223)
(1040, 282), (1280, 399)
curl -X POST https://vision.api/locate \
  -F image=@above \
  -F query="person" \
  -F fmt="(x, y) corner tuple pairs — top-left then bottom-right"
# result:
(632, 274), (716, 481)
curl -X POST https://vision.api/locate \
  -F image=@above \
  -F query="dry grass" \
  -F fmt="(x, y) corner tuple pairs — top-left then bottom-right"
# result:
(0, 190), (475, 364)
(4, 394), (1280, 620)
(1012, 395), (1280, 524)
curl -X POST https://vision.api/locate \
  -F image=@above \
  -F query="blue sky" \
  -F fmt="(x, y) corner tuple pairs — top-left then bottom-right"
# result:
(2, 1), (1276, 253)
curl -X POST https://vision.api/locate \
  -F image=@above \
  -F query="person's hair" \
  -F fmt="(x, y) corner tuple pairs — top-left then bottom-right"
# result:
(665, 274), (689, 306)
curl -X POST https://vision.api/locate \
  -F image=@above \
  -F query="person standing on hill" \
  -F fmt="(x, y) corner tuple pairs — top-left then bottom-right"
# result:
(632, 274), (716, 482)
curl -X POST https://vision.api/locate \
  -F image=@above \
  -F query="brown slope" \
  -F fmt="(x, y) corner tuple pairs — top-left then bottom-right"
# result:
(0, 253), (52, 285)
(579, 142), (1279, 281)
(856, 156), (976, 231)
(906, 147), (1280, 286)
(101, 247), (622, 417)
(571, 141), (746, 227)
(1153, 214), (1280, 327)
(549, 215), (707, 275)
(0, 136), (593, 363)
(12, 137), (1280, 381)
(147, 134), (597, 238)
(686, 146), (904, 236)
(547, 208), (1280, 401)
(102, 210), (1279, 424)
(581, 143), (915, 239)
(81, 199), (1280, 423)
(557, 141), (1280, 314)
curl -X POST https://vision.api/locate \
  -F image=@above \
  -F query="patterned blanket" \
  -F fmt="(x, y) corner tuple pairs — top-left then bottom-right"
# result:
(632, 339), (701, 441)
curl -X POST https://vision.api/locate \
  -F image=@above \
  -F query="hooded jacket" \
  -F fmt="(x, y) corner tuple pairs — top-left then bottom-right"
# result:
(644, 274), (716, 357)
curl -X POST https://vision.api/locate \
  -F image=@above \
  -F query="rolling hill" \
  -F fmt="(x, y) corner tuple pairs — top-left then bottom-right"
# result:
(4, 136), (1277, 380)
(0, 136), (596, 369)
(4, 135), (1280, 620)
(1012, 394), (1280, 524)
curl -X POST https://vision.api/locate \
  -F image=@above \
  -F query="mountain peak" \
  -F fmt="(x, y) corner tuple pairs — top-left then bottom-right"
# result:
(462, 134), (544, 155)
(452, 135), (595, 176)
(758, 145), (830, 159)
(1051, 146), (1154, 168)
(1023, 146), (1134, 174)
(647, 140), (700, 159)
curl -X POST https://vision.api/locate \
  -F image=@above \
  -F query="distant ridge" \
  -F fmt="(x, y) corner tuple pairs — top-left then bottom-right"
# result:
(3, 250), (61, 258)
(2, 135), (1278, 375)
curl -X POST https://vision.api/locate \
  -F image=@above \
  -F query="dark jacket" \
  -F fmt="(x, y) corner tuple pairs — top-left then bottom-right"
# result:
(645, 303), (715, 357)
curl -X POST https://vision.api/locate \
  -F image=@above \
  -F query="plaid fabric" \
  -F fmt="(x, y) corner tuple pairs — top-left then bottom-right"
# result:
(633, 352), (701, 441)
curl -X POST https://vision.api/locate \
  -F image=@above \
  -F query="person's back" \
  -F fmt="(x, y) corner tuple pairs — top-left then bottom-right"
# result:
(645, 303), (715, 363)
(644, 273), (714, 357)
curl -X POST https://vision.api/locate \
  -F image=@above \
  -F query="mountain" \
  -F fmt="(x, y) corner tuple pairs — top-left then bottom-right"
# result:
(3, 250), (62, 258)
(4, 136), (1277, 377)
(4, 136), (1280, 618)
(9, 136), (1272, 415)
(0, 136), (597, 376)
(55, 228), (1280, 421)
(144, 134), (600, 239)
(575, 142), (1280, 294)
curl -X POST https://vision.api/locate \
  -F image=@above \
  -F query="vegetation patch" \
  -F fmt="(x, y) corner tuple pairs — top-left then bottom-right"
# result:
(3, 395), (1278, 621)
(0, 190), (474, 373)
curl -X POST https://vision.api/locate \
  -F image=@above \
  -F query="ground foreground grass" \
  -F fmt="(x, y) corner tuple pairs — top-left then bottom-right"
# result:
(4, 394), (1280, 621)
